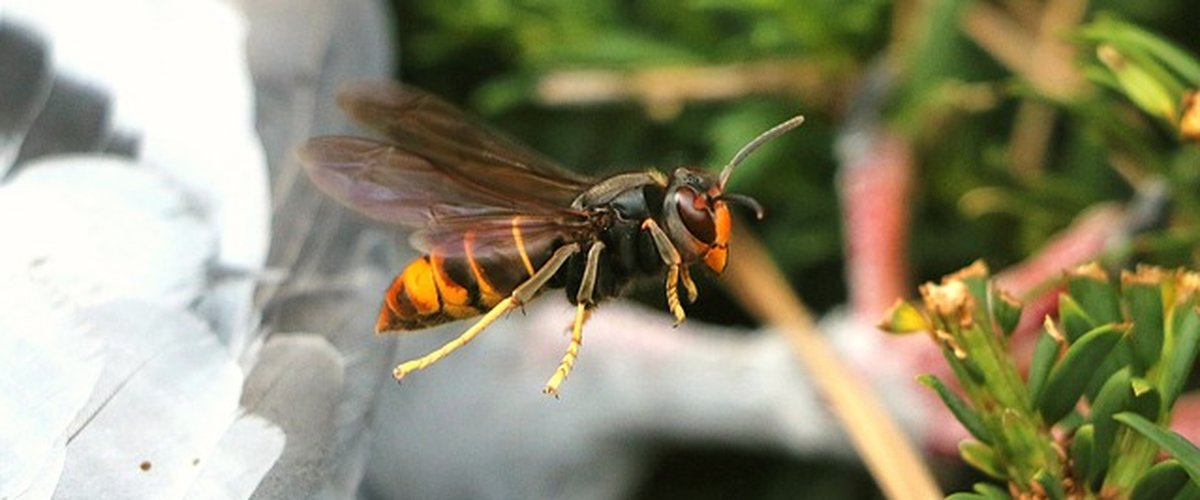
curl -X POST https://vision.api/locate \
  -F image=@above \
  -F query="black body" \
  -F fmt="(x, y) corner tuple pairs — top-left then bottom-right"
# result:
(556, 183), (669, 305)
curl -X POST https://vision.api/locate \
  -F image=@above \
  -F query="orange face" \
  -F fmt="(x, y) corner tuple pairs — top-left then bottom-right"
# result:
(672, 183), (733, 274)
(703, 200), (731, 273)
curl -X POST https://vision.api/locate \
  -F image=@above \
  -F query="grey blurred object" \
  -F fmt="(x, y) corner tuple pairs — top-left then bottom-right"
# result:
(0, 19), (52, 175)
(240, 0), (398, 496)
(241, 336), (346, 499)
(12, 78), (115, 168)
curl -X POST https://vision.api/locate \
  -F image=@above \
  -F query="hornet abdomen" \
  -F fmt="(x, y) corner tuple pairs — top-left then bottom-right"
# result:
(376, 225), (556, 332)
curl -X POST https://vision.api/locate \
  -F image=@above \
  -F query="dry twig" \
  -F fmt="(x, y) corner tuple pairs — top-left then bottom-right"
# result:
(723, 228), (943, 500)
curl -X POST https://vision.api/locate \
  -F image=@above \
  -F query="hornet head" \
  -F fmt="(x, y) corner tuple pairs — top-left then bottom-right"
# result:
(660, 115), (805, 273)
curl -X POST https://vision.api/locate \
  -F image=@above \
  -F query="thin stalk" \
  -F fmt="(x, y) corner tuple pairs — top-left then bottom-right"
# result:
(723, 225), (942, 500)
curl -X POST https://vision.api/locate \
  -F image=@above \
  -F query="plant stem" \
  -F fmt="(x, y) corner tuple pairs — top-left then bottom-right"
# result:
(724, 225), (943, 500)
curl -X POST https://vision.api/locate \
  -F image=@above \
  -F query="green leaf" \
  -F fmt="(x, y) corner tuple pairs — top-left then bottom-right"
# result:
(1085, 344), (1134, 403)
(1115, 413), (1200, 485)
(960, 272), (990, 305)
(1028, 328), (1060, 401)
(991, 290), (1022, 338)
(1176, 480), (1200, 500)
(1066, 269), (1122, 326)
(1091, 368), (1134, 465)
(917, 374), (991, 444)
(944, 347), (988, 386)
(998, 409), (1055, 485)
(1082, 15), (1200, 86)
(1035, 469), (1065, 500)
(1126, 280), (1165, 374)
(1036, 323), (1127, 424)
(960, 440), (1006, 480)
(1130, 378), (1162, 423)
(1059, 293), (1099, 342)
(1056, 409), (1085, 434)
(1162, 306), (1200, 407)
(1131, 459), (1191, 500)
(946, 494), (990, 500)
(1097, 44), (1181, 122)
(1071, 424), (1098, 490)
(972, 482), (1010, 499)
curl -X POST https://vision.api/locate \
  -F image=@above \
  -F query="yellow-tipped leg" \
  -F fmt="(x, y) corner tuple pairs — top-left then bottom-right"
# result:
(641, 218), (689, 325)
(544, 241), (604, 396)
(680, 266), (699, 303)
(665, 265), (686, 326)
(393, 297), (517, 382)
(543, 302), (590, 397)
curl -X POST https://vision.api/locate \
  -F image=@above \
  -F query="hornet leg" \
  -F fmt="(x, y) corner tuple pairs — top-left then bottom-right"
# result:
(641, 219), (689, 325)
(392, 243), (581, 382)
(679, 265), (698, 304)
(544, 241), (605, 396)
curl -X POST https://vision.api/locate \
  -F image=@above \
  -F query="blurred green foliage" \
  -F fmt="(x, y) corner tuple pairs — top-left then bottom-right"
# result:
(388, 0), (1200, 497)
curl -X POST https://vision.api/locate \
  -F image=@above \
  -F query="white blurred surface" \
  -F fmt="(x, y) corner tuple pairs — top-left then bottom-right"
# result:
(0, 0), (281, 498)
(5, 0), (269, 264)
